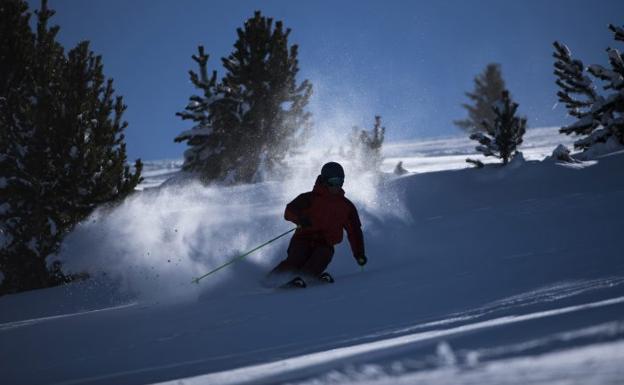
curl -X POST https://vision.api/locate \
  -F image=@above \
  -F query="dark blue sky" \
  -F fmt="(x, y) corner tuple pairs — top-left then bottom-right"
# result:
(38, 0), (624, 161)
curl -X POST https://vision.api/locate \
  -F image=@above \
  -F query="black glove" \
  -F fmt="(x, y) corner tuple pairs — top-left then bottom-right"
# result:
(356, 255), (367, 266)
(298, 216), (313, 229)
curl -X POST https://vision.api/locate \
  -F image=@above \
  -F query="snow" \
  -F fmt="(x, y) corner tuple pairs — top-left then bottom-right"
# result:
(142, 126), (575, 187)
(507, 150), (525, 168)
(0, 229), (13, 250)
(283, 340), (624, 385)
(48, 217), (57, 236)
(137, 159), (185, 190)
(1, 126), (623, 385)
(0, 202), (10, 215)
(435, 342), (457, 367)
(576, 135), (624, 160)
(119, 297), (624, 385)
(241, 101), (252, 115)
(174, 126), (213, 142)
(382, 126), (575, 174)
(26, 237), (38, 253)
(549, 144), (576, 163)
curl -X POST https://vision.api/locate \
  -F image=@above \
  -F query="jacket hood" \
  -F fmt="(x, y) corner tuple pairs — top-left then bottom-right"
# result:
(313, 175), (345, 196)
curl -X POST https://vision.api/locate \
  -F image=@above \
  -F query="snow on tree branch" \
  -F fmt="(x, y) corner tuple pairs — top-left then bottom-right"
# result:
(553, 24), (624, 150)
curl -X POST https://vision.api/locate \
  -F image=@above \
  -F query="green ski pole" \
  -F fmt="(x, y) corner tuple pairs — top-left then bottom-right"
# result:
(192, 227), (297, 284)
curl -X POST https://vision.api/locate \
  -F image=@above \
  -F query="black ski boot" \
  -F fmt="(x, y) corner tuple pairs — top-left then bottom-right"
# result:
(280, 276), (307, 289)
(318, 272), (335, 283)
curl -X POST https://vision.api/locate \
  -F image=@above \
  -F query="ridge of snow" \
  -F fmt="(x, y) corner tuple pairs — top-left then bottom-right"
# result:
(151, 297), (624, 385)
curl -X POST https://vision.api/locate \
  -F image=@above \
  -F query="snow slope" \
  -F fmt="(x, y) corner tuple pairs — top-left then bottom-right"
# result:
(138, 126), (576, 189)
(381, 126), (577, 174)
(1, 128), (623, 385)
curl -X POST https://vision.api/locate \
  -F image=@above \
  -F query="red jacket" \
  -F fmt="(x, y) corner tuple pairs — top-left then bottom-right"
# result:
(284, 176), (365, 259)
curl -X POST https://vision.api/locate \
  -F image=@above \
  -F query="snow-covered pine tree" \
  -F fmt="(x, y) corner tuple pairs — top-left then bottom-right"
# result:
(0, 0), (35, 187)
(553, 24), (624, 150)
(176, 11), (313, 184)
(454, 63), (506, 133)
(174, 46), (222, 180)
(0, 0), (142, 294)
(175, 11), (312, 183)
(469, 90), (526, 165)
(0, 0), (43, 293)
(221, 11), (313, 182)
(57, 41), (143, 216)
(349, 115), (386, 172)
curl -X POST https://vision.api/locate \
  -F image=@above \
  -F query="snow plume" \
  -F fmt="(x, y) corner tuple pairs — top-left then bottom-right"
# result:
(54, 79), (409, 302)
(55, 161), (404, 303)
(280, 76), (410, 223)
(54, 180), (290, 302)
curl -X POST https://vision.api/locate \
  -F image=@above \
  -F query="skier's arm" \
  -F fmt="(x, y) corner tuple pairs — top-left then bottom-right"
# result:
(344, 201), (365, 262)
(284, 193), (312, 226)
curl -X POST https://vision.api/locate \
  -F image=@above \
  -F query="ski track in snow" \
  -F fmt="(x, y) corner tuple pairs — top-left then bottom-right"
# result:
(361, 276), (624, 339)
(287, 340), (624, 385)
(146, 296), (624, 385)
(16, 288), (622, 385)
(0, 303), (137, 332)
(5, 276), (620, 385)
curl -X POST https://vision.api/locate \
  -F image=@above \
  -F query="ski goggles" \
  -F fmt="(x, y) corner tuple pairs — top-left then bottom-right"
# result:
(326, 176), (344, 187)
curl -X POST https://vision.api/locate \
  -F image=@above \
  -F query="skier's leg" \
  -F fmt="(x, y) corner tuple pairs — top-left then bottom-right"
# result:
(269, 237), (313, 276)
(301, 244), (334, 277)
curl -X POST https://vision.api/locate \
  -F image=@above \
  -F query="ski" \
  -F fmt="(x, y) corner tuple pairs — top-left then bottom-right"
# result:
(318, 272), (335, 283)
(279, 276), (307, 289)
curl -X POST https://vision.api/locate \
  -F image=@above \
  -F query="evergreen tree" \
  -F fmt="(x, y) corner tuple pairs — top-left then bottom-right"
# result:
(553, 24), (624, 150)
(0, 0), (142, 294)
(176, 11), (312, 184)
(454, 63), (506, 133)
(349, 115), (386, 172)
(174, 46), (221, 179)
(469, 90), (526, 165)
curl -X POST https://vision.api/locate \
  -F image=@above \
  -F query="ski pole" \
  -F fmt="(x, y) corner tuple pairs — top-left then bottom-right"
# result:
(192, 227), (297, 284)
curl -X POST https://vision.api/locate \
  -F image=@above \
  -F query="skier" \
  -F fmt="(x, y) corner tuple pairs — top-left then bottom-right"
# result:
(269, 162), (367, 288)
